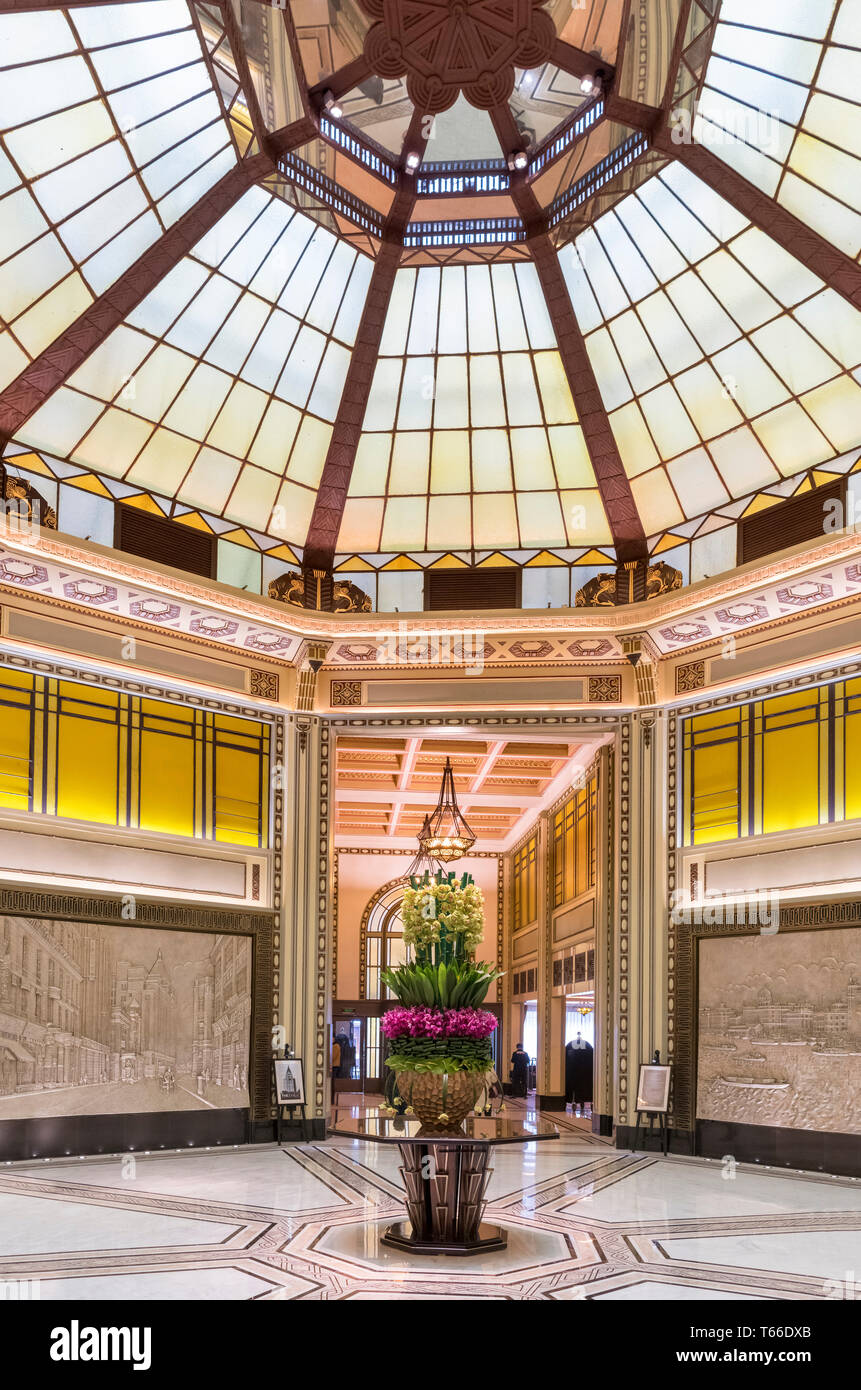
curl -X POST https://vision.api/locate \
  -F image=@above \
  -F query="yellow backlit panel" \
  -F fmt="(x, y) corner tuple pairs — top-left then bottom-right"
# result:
(681, 683), (855, 846)
(0, 672), (269, 847)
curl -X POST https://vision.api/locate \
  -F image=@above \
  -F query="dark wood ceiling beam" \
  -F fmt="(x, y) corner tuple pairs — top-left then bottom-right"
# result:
(216, 0), (270, 157)
(0, 151), (278, 446)
(551, 38), (615, 87)
(490, 104), (647, 563)
(309, 56), (375, 105)
(266, 114), (319, 160)
(302, 111), (429, 572)
(604, 98), (861, 310)
(659, 134), (861, 310)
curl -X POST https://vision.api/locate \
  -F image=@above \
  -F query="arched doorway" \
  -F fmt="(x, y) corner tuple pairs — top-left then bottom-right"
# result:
(333, 879), (407, 1095)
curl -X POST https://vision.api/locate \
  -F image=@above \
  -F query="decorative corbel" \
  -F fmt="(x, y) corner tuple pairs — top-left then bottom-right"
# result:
(621, 632), (660, 707)
(295, 639), (331, 712)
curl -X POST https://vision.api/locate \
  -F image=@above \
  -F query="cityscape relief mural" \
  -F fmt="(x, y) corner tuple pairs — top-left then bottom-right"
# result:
(697, 929), (861, 1136)
(0, 917), (251, 1118)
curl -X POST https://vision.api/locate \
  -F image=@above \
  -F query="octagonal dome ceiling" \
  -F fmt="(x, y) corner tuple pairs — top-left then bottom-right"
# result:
(0, 0), (859, 600)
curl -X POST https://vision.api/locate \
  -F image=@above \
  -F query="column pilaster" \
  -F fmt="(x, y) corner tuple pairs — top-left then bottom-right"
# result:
(281, 714), (332, 1136)
(615, 711), (669, 1144)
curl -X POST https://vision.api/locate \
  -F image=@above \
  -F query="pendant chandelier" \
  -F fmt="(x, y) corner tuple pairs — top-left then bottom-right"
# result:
(402, 816), (446, 882)
(417, 756), (476, 863)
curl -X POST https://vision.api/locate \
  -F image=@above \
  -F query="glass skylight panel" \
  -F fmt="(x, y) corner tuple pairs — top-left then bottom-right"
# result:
(5, 101), (114, 181)
(467, 357), (505, 428)
(466, 268), (499, 353)
(0, 9), (76, 61)
(347, 264), (604, 551)
(364, 360), (404, 432)
(13, 177), (374, 542)
(437, 269), (468, 354)
(397, 359), (435, 431)
(567, 161), (861, 534)
(389, 434), (430, 495)
(750, 319), (839, 394)
(585, 331), (631, 411)
(503, 355), (543, 426)
(698, 0), (861, 260)
(85, 213), (161, 296)
(166, 276), (243, 357)
(0, 56), (97, 127)
(492, 265), (530, 352)
(72, 0), (193, 47)
(208, 382), (267, 457)
(274, 324), (327, 410)
(0, 0), (239, 385)
(206, 294), (272, 375)
(13, 274), (91, 358)
(515, 263), (556, 349)
(710, 340), (789, 415)
(593, 214), (658, 304)
(634, 295), (701, 376)
(243, 312), (300, 394)
(667, 448), (730, 515)
(433, 358), (469, 429)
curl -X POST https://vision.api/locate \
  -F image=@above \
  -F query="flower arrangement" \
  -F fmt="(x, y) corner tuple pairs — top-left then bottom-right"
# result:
(381, 1006), (497, 1075)
(382, 1006), (498, 1039)
(401, 872), (484, 961)
(378, 870), (505, 1126)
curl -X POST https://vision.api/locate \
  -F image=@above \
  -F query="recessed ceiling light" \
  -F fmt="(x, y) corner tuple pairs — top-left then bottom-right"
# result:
(405, 151), (421, 171)
(323, 90), (343, 119)
(580, 75), (595, 94)
(507, 150), (528, 171)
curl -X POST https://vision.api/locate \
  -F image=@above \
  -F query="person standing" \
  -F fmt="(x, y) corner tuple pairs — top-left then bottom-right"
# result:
(509, 1042), (529, 1097)
(565, 1033), (593, 1115)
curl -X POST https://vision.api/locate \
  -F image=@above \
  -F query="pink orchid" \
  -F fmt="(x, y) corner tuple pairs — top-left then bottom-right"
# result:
(380, 1006), (498, 1039)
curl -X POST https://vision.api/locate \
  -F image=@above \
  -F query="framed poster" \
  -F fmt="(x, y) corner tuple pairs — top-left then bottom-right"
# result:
(636, 1063), (672, 1113)
(0, 914), (252, 1118)
(273, 1057), (305, 1106)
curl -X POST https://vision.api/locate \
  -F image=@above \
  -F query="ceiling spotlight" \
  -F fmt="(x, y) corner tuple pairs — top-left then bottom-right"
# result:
(323, 90), (343, 119)
(506, 150), (528, 171)
(405, 151), (421, 171)
(579, 75), (596, 94)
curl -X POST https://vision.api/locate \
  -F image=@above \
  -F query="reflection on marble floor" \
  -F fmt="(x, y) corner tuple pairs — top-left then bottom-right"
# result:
(1, 1098), (859, 1300)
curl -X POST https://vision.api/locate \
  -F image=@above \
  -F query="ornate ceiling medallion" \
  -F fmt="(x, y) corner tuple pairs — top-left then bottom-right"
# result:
(361, 0), (556, 114)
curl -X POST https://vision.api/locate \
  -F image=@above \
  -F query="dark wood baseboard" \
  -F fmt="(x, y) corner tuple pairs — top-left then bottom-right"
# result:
(0, 1108), (248, 1161)
(697, 1118), (861, 1179)
(615, 1123), (694, 1155)
(537, 1092), (567, 1111)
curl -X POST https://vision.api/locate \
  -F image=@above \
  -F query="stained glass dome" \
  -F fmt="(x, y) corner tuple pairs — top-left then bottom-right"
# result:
(0, 0), (859, 608)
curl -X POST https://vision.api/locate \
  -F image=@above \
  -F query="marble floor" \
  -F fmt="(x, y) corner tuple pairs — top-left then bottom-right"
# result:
(1, 1100), (859, 1300)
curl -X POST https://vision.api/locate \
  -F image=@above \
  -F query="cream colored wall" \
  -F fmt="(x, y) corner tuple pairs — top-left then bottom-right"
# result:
(335, 851), (501, 1001)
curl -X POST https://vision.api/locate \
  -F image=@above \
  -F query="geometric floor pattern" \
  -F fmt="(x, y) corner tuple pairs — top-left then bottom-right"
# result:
(2, 1104), (860, 1300)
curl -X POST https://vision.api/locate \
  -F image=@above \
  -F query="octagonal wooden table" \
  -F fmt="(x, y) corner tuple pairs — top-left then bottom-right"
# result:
(329, 1112), (559, 1255)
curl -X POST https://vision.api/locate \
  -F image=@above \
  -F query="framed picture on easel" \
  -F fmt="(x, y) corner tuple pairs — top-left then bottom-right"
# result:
(636, 1062), (671, 1113)
(274, 1057), (305, 1107)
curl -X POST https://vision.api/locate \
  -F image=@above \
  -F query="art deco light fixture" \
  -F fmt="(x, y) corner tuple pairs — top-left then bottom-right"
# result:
(417, 757), (476, 863)
(402, 816), (446, 881)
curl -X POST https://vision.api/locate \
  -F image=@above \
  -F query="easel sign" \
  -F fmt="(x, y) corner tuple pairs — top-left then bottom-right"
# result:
(636, 1062), (671, 1113)
(632, 1053), (672, 1155)
(273, 1057), (308, 1142)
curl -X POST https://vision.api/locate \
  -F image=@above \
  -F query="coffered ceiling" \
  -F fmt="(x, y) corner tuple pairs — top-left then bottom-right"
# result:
(333, 730), (598, 849)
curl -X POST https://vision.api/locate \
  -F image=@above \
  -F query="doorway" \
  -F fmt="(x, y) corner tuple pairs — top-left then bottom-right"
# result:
(332, 1015), (363, 1093)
